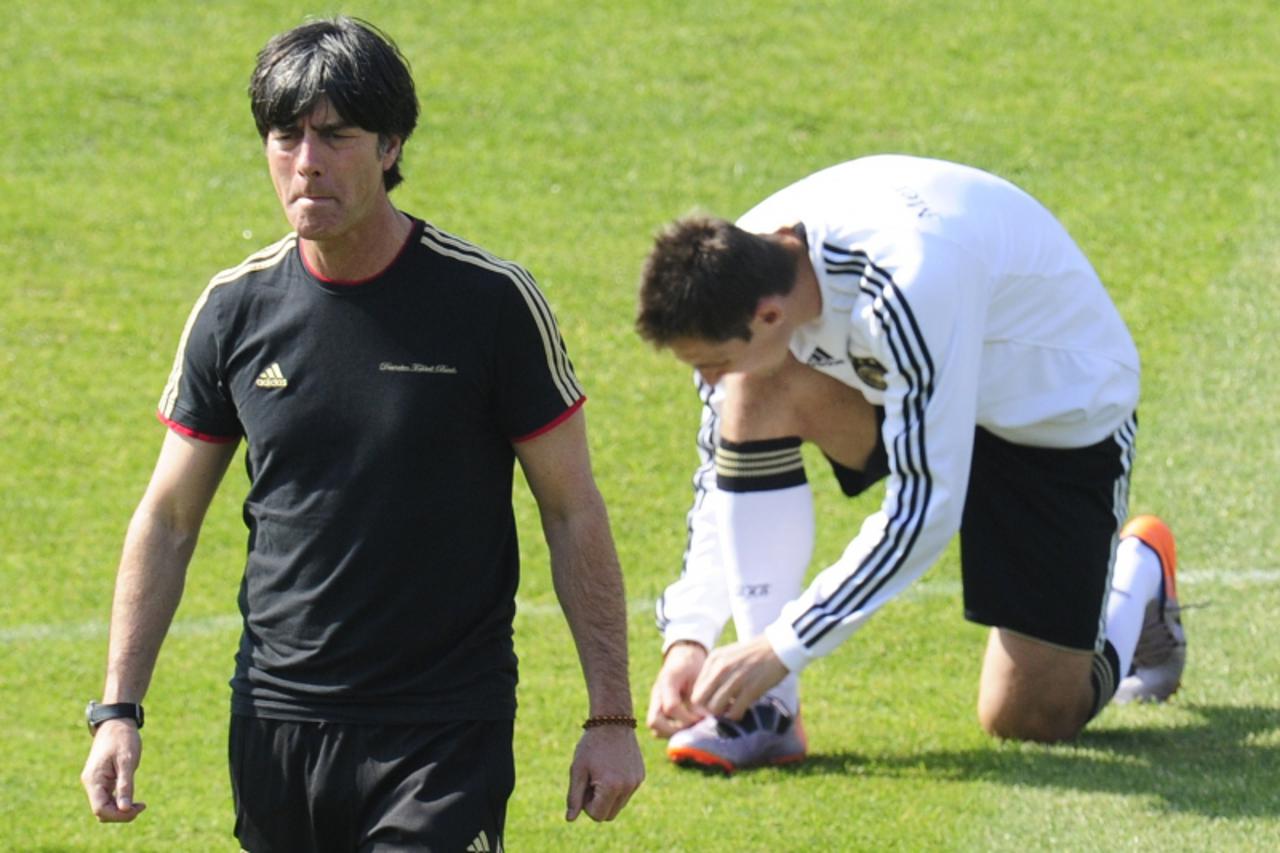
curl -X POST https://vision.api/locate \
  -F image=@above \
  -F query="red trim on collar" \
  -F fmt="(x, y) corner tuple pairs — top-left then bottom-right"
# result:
(300, 218), (420, 286)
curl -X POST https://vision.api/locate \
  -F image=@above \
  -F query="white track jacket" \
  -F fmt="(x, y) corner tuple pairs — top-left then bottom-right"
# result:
(657, 155), (1140, 671)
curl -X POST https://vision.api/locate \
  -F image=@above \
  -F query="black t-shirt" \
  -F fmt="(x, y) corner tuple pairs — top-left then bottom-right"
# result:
(158, 218), (584, 723)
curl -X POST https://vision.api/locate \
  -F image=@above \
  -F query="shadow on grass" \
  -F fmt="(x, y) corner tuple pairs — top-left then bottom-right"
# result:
(792, 704), (1280, 819)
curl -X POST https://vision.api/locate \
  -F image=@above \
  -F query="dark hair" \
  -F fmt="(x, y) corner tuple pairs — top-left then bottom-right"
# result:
(249, 16), (419, 191)
(636, 216), (798, 344)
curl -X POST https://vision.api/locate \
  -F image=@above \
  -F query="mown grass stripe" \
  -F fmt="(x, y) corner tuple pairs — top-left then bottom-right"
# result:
(5, 568), (1274, 644)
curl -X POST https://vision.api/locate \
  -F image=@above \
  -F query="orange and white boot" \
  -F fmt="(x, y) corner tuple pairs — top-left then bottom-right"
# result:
(1114, 515), (1186, 703)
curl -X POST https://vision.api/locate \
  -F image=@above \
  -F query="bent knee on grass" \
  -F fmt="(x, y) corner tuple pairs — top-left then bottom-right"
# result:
(978, 696), (1087, 743)
(977, 628), (1095, 743)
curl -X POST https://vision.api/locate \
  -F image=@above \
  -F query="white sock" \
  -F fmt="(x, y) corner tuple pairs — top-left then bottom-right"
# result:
(715, 482), (813, 715)
(1105, 536), (1164, 675)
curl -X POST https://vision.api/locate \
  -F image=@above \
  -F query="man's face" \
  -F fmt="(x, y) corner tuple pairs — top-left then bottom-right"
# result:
(265, 99), (400, 243)
(667, 323), (790, 386)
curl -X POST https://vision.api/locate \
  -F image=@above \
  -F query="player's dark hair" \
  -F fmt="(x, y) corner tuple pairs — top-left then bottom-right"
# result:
(636, 216), (798, 345)
(249, 16), (419, 191)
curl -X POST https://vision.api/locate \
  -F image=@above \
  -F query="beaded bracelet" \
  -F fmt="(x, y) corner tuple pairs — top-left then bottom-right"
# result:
(582, 715), (637, 730)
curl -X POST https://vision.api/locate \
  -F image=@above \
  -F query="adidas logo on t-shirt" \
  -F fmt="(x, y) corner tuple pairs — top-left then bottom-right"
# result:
(466, 829), (502, 852)
(806, 347), (843, 368)
(255, 362), (288, 388)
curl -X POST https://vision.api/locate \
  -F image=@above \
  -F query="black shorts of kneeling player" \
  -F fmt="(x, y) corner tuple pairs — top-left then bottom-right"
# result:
(959, 420), (1133, 651)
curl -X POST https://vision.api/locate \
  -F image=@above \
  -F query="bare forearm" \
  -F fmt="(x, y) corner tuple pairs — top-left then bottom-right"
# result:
(545, 494), (634, 715)
(102, 508), (197, 702)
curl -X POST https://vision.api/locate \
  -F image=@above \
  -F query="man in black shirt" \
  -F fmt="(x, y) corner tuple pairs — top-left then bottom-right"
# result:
(80, 17), (643, 850)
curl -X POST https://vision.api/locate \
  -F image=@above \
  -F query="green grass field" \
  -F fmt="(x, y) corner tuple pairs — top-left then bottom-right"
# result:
(3, 1), (1278, 849)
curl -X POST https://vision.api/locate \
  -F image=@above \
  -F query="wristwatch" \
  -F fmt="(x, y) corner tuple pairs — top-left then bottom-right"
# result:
(85, 700), (145, 735)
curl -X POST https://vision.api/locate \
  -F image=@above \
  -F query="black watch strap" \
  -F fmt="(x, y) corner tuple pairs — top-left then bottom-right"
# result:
(86, 701), (145, 735)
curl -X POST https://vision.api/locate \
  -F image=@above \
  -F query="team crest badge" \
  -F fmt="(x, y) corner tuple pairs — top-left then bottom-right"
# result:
(852, 356), (888, 390)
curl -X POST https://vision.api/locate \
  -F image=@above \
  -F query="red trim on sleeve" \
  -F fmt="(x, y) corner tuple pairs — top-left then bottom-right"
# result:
(156, 411), (240, 444)
(512, 396), (586, 443)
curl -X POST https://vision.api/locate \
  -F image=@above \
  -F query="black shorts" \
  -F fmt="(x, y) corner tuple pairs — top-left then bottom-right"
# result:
(959, 420), (1136, 651)
(229, 714), (515, 853)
